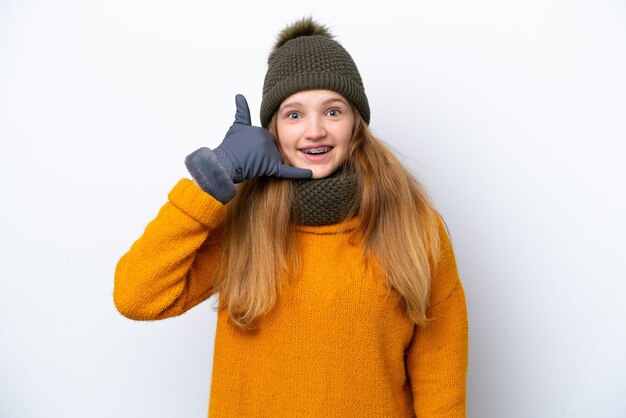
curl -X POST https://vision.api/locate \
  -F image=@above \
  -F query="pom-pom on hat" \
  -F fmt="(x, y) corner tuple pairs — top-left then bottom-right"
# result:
(260, 17), (370, 128)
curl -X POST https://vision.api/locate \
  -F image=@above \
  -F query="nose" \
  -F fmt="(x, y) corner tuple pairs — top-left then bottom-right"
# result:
(304, 116), (326, 140)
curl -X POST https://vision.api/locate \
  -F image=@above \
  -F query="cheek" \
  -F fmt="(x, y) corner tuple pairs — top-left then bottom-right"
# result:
(337, 116), (355, 146)
(276, 139), (300, 165)
(276, 124), (297, 151)
(274, 132), (288, 153)
(338, 125), (354, 148)
(277, 137), (296, 154)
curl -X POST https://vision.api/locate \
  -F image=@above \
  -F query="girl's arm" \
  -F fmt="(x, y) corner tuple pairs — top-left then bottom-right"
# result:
(406, 215), (469, 417)
(113, 179), (226, 320)
(114, 95), (311, 321)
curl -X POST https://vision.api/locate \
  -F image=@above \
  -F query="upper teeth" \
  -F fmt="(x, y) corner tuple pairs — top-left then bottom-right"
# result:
(302, 147), (331, 154)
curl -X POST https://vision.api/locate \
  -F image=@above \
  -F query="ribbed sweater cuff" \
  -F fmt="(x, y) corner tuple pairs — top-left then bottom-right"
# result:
(168, 178), (226, 227)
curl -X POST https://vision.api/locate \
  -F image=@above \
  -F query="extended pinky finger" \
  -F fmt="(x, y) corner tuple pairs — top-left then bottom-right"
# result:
(276, 165), (312, 179)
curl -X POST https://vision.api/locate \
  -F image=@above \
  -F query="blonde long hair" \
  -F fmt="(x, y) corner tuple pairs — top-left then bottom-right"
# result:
(212, 107), (441, 330)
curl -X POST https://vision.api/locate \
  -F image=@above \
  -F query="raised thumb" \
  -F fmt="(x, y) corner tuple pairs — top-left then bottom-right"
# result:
(233, 94), (252, 126)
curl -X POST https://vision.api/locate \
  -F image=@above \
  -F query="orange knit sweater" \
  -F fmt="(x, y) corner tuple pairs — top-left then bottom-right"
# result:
(114, 179), (468, 417)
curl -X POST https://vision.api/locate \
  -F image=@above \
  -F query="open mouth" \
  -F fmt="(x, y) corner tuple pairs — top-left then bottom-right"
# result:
(300, 146), (333, 155)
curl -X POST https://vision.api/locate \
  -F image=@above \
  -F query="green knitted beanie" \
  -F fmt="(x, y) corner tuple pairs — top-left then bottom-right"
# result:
(260, 17), (370, 128)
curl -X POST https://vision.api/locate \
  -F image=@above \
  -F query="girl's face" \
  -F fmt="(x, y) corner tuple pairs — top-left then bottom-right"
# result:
(275, 89), (355, 179)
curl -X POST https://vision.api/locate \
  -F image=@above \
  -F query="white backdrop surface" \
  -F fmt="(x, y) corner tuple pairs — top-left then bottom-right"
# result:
(1, 1), (625, 417)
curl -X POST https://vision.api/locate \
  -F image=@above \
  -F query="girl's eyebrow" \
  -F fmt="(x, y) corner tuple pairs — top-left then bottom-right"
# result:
(279, 97), (349, 113)
(279, 101), (303, 112)
(321, 97), (349, 106)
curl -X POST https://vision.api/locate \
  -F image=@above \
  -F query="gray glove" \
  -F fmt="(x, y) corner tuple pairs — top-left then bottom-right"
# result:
(185, 94), (312, 204)
(213, 94), (311, 182)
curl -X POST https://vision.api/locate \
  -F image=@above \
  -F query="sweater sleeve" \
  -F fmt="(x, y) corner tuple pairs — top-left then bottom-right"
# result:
(113, 178), (226, 320)
(406, 214), (469, 417)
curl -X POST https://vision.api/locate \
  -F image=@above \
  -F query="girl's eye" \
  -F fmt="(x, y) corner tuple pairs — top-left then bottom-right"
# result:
(288, 112), (300, 119)
(327, 109), (340, 117)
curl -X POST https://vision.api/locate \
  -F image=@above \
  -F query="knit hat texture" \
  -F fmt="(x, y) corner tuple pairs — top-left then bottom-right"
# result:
(260, 17), (370, 128)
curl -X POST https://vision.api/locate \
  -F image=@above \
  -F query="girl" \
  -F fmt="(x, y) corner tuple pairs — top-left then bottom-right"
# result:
(115, 17), (468, 418)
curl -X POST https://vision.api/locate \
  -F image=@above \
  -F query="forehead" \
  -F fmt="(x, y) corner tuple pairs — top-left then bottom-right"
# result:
(279, 89), (349, 108)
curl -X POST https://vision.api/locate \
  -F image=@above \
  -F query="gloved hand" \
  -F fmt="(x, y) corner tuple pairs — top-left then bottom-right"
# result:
(185, 94), (312, 204)
(214, 94), (311, 183)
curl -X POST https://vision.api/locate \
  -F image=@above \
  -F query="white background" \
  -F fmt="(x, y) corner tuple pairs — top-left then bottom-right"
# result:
(1, 1), (625, 417)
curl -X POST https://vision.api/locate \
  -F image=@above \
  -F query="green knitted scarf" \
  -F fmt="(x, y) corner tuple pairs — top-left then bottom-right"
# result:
(294, 165), (359, 226)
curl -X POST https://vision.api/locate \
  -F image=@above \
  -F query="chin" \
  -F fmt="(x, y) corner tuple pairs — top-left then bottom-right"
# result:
(309, 166), (339, 179)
